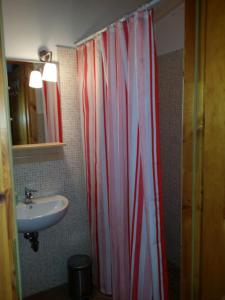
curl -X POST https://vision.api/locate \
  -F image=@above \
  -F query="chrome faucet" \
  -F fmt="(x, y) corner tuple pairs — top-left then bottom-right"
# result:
(24, 187), (38, 204)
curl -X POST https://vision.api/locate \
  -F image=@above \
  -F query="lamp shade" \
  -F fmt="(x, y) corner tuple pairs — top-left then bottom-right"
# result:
(29, 70), (43, 88)
(42, 63), (57, 82)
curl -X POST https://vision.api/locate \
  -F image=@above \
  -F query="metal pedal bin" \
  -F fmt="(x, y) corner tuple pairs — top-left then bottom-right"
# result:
(67, 254), (92, 300)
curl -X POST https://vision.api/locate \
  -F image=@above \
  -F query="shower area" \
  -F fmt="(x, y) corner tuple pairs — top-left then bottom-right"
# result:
(13, 1), (184, 300)
(73, 3), (183, 299)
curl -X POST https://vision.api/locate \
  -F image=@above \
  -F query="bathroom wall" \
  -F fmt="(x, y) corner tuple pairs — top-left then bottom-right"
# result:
(158, 49), (183, 267)
(155, 4), (184, 56)
(14, 47), (91, 297)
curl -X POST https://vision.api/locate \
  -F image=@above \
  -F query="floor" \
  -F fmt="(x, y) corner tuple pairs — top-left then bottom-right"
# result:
(24, 263), (179, 300)
(24, 287), (111, 300)
(168, 263), (180, 300)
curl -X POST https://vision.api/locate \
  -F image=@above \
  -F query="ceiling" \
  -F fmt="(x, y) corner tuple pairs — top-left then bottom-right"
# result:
(73, 0), (185, 44)
(2, 0), (184, 60)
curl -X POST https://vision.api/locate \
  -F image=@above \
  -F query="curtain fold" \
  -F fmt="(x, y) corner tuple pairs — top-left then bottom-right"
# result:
(42, 81), (62, 143)
(76, 9), (168, 300)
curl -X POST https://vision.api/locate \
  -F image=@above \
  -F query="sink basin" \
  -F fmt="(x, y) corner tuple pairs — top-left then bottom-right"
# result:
(16, 195), (69, 233)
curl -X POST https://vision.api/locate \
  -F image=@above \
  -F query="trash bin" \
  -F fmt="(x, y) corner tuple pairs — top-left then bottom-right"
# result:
(68, 254), (92, 300)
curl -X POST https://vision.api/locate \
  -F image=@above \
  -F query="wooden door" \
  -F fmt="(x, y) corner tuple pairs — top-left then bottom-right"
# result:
(182, 0), (225, 299)
(201, 0), (225, 298)
(0, 1), (21, 299)
(23, 63), (38, 144)
(8, 63), (29, 145)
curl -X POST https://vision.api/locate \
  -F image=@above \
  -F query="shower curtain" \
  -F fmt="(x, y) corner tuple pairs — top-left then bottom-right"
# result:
(42, 82), (63, 142)
(76, 9), (168, 300)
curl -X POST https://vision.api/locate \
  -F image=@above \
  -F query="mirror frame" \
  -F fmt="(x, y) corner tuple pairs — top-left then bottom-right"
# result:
(6, 58), (64, 151)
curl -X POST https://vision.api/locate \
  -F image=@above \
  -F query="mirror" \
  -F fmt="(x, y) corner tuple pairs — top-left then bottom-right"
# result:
(7, 60), (62, 145)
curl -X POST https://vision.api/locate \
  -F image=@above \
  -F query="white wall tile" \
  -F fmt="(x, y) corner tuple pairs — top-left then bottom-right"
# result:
(14, 47), (91, 297)
(158, 50), (183, 267)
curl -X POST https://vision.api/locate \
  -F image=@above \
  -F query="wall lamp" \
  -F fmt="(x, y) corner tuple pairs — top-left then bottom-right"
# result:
(29, 70), (43, 88)
(29, 49), (57, 88)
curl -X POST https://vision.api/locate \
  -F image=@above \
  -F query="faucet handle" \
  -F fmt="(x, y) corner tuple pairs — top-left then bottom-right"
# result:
(25, 187), (38, 195)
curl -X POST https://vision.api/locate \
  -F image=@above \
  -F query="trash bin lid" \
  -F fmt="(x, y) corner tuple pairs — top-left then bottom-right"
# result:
(68, 255), (92, 270)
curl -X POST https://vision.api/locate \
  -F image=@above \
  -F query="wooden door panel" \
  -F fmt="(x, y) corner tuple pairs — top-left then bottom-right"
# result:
(201, 0), (225, 298)
(0, 0), (20, 299)
(183, 0), (225, 298)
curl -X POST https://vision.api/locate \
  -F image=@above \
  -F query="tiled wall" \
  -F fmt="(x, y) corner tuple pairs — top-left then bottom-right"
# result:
(158, 49), (183, 267)
(14, 47), (91, 297)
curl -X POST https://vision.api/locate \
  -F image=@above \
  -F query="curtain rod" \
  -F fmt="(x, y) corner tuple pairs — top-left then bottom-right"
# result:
(74, 0), (160, 48)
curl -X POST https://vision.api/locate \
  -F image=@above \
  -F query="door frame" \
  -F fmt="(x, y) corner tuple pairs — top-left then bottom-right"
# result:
(181, 0), (210, 298)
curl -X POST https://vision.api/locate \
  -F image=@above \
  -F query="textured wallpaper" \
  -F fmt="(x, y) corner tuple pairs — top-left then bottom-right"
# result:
(158, 49), (183, 267)
(13, 47), (91, 297)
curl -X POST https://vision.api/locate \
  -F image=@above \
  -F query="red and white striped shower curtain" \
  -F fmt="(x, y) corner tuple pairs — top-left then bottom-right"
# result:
(42, 81), (63, 143)
(76, 9), (168, 300)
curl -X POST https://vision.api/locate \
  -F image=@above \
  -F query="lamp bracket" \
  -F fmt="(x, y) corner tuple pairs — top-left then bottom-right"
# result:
(39, 50), (52, 63)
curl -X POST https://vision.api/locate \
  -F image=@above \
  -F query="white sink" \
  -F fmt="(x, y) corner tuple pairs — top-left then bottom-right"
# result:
(16, 195), (69, 233)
